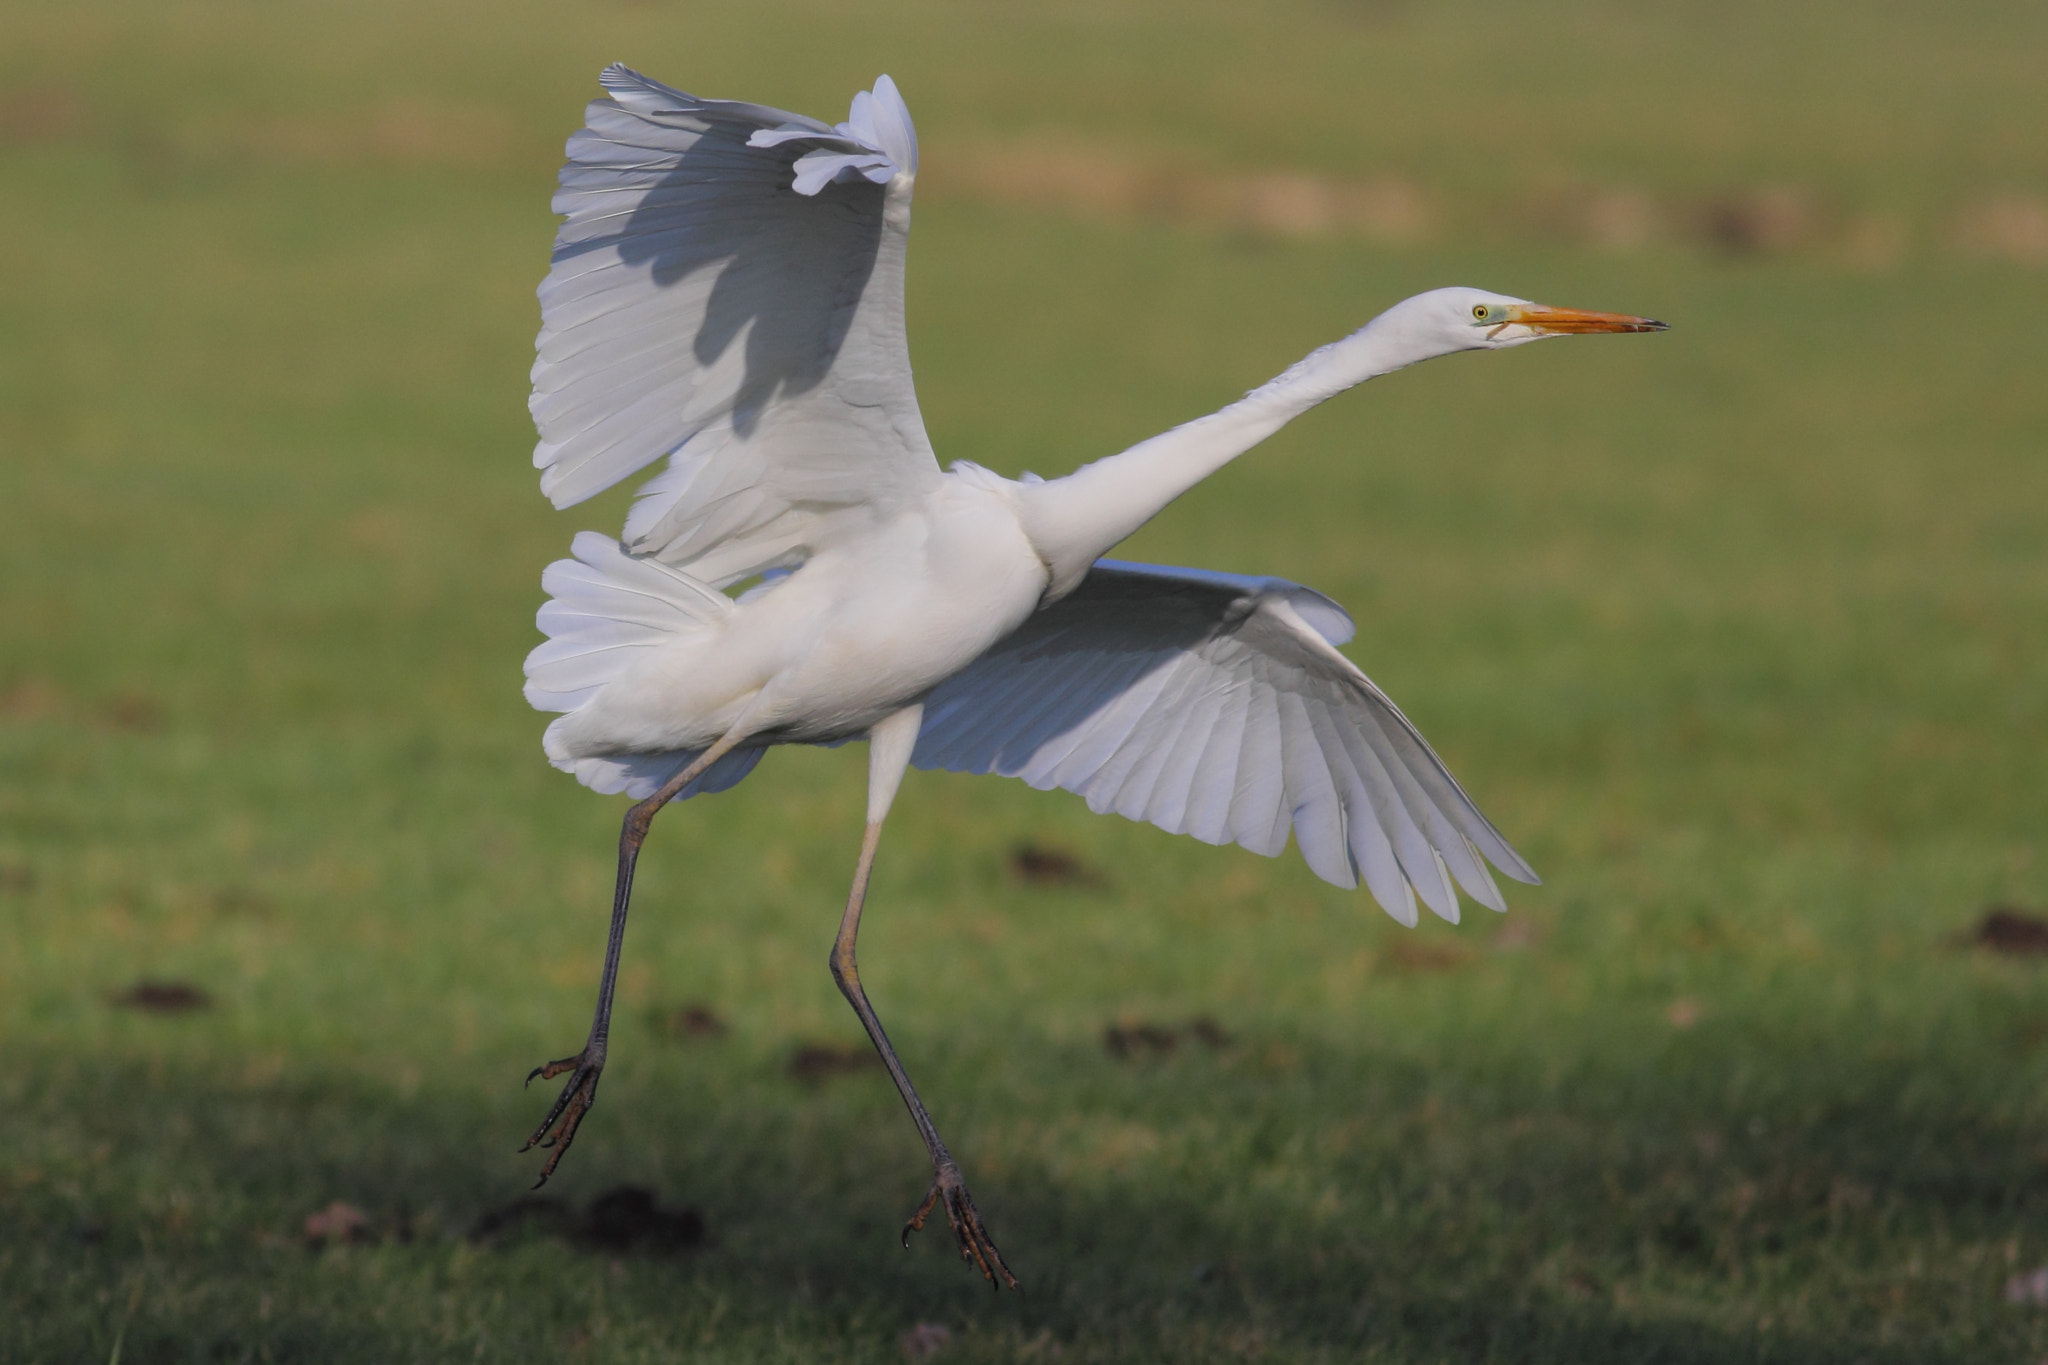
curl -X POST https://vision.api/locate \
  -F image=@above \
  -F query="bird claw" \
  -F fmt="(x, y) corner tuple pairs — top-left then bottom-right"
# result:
(902, 1160), (1018, 1290)
(519, 1046), (604, 1186)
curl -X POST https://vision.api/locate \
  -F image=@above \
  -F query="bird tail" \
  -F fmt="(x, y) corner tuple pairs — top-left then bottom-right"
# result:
(524, 531), (763, 800)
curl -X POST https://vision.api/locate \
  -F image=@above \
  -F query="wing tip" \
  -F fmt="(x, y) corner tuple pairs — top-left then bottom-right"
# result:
(1376, 882), (1421, 928)
(598, 63), (656, 96)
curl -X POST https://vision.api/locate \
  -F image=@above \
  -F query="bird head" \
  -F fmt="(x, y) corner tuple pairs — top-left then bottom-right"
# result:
(1386, 286), (1668, 357)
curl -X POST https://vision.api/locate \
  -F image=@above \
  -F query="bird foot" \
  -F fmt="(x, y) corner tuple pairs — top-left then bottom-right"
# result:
(902, 1159), (1018, 1290)
(519, 1045), (604, 1188)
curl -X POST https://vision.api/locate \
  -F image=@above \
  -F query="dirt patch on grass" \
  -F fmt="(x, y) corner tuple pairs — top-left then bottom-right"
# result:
(787, 1041), (881, 1083)
(467, 1185), (704, 1255)
(1958, 905), (2048, 956)
(109, 980), (212, 1014)
(1103, 1016), (1232, 1061)
(654, 1003), (727, 1040)
(0, 677), (164, 732)
(1009, 842), (1106, 889)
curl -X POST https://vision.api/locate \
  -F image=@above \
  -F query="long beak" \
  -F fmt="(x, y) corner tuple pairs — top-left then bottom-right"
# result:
(1509, 304), (1668, 334)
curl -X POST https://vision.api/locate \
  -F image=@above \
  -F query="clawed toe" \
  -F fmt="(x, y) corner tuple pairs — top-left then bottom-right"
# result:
(525, 1051), (580, 1090)
(519, 1047), (604, 1187)
(902, 1163), (1018, 1290)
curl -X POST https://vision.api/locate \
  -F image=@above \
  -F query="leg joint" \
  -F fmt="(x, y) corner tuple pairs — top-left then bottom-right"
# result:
(622, 800), (659, 845)
(828, 941), (858, 992)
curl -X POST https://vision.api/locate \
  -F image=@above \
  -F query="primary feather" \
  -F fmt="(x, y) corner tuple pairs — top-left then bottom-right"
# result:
(533, 65), (939, 587)
(913, 560), (1536, 923)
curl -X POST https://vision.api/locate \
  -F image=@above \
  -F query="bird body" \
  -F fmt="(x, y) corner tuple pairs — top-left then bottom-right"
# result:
(514, 64), (1666, 1286)
(537, 474), (1045, 760)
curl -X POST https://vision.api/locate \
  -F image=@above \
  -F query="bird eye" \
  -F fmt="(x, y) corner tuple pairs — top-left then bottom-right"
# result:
(1472, 304), (1490, 321)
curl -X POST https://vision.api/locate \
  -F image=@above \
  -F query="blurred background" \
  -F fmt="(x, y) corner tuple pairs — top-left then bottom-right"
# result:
(2, 1), (2045, 1360)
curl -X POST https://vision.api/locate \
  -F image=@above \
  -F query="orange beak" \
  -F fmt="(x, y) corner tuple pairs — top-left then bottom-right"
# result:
(1506, 304), (1668, 335)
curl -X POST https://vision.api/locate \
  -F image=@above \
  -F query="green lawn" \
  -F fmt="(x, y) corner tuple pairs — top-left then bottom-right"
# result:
(3, 1), (2047, 1360)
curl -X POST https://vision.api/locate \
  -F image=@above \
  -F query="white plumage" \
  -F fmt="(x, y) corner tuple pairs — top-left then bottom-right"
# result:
(532, 67), (938, 588)
(514, 65), (1666, 1287)
(912, 559), (1531, 924)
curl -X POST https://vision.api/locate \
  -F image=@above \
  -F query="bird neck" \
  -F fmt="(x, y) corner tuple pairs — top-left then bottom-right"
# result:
(1014, 311), (1457, 598)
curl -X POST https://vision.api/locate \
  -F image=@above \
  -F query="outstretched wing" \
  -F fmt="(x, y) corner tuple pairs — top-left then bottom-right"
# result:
(912, 560), (1539, 925)
(533, 65), (941, 585)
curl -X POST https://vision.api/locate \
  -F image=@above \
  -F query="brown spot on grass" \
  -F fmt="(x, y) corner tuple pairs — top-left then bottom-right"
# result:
(578, 1185), (705, 1254)
(1953, 194), (2048, 267)
(2005, 1265), (2048, 1306)
(787, 1041), (881, 1083)
(109, 980), (212, 1013)
(1104, 1022), (1180, 1060)
(0, 83), (88, 145)
(208, 886), (274, 918)
(468, 1187), (703, 1255)
(1104, 1016), (1233, 1060)
(1696, 187), (1818, 256)
(1187, 1015), (1233, 1049)
(101, 692), (162, 732)
(303, 1201), (371, 1248)
(900, 1322), (953, 1359)
(1493, 918), (1542, 951)
(0, 679), (161, 733)
(0, 865), (33, 894)
(1959, 906), (2048, 957)
(656, 1003), (728, 1039)
(1582, 189), (1660, 251)
(934, 137), (1430, 245)
(0, 679), (62, 720)
(1009, 842), (1104, 888)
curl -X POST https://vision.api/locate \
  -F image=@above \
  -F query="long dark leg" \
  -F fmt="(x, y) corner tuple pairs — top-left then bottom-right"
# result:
(830, 818), (1018, 1290)
(520, 732), (747, 1187)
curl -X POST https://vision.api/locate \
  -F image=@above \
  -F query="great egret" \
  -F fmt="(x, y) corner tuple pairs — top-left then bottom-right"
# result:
(518, 65), (1665, 1288)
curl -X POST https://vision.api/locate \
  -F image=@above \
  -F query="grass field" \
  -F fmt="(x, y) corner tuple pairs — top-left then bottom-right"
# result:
(4, 1), (2047, 1360)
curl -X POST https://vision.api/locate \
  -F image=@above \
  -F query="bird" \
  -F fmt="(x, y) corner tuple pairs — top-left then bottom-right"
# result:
(516, 64), (1666, 1290)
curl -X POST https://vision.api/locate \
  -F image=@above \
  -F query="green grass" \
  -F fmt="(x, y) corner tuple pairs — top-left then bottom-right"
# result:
(4, 1), (2047, 1359)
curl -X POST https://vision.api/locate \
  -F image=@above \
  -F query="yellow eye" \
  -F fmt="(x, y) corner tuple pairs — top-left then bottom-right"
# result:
(1472, 304), (1490, 321)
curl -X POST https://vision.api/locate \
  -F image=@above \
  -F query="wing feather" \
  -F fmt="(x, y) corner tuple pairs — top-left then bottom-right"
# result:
(1308, 693), (1421, 924)
(1071, 661), (1195, 815)
(532, 65), (940, 585)
(1321, 693), (1455, 922)
(913, 559), (1537, 924)
(1275, 689), (1356, 889)
(1104, 658), (1213, 825)
(1029, 653), (1167, 785)
(1181, 680), (1251, 845)
(1229, 689), (1291, 858)
(1145, 674), (1240, 835)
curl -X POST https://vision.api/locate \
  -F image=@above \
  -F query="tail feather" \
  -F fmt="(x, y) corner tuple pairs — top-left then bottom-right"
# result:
(525, 531), (730, 712)
(563, 745), (765, 801)
(527, 532), (761, 800)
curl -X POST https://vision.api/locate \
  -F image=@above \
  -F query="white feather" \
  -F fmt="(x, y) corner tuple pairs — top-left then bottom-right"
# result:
(912, 560), (1539, 924)
(532, 65), (941, 587)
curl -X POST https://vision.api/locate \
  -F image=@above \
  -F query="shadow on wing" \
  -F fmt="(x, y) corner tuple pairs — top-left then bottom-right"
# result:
(560, 122), (884, 440)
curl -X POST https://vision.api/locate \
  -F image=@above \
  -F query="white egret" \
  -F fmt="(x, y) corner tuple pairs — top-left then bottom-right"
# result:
(518, 65), (1666, 1288)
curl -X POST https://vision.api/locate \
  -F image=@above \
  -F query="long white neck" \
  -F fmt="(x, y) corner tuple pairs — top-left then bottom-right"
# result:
(1012, 303), (1469, 598)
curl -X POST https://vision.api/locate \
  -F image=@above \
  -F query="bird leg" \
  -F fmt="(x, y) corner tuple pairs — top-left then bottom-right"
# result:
(828, 706), (1018, 1289)
(831, 819), (1017, 1288)
(521, 731), (747, 1187)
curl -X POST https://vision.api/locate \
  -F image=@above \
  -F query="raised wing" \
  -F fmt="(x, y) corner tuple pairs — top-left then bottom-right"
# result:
(913, 560), (1539, 925)
(533, 66), (941, 585)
